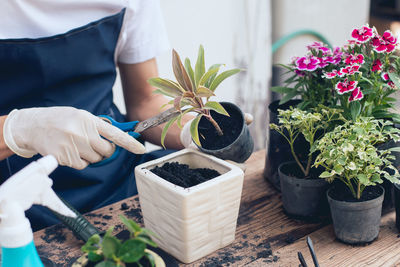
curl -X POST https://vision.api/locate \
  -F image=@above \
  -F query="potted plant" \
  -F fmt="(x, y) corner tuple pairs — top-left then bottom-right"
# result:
(270, 106), (344, 217)
(313, 118), (400, 244)
(134, 148), (244, 263)
(148, 45), (254, 163)
(266, 25), (400, 189)
(73, 215), (165, 267)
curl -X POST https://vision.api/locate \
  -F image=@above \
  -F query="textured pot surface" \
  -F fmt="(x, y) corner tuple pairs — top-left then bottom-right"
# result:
(327, 186), (384, 244)
(197, 102), (254, 163)
(135, 149), (244, 263)
(278, 161), (329, 217)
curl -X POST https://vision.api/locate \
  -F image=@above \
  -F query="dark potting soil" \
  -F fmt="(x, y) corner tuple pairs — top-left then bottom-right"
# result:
(150, 162), (221, 188)
(198, 103), (243, 150)
(329, 184), (384, 202)
(280, 161), (322, 179)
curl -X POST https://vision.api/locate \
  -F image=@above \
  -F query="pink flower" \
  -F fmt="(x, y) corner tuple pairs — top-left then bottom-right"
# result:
(336, 79), (358, 94)
(371, 31), (398, 53)
(344, 54), (364, 65)
(323, 69), (343, 79)
(317, 57), (329, 68)
(388, 81), (396, 88)
(372, 59), (383, 72)
(348, 87), (363, 102)
(307, 41), (331, 55)
(340, 64), (361, 76)
(381, 72), (389, 81)
(351, 25), (374, 43)
(344, 39), (361, 49)
(295, 55), (319, 71)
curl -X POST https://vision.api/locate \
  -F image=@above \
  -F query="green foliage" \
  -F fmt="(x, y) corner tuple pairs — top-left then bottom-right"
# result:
(149, 45), (239, 147)
(81, 215), (157, 267)
(270, 106), (345, 177)
(313, 118), (400, 199)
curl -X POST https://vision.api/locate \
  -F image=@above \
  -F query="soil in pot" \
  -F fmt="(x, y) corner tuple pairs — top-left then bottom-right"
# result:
(196, 102), (253, 163)
(151, 162), (221, 188)
(278, 161), (329, 219)
(327, 185), (384, 244)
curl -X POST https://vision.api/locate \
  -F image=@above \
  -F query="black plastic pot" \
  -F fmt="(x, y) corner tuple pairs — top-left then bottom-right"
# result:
(327, 186), (384, 244)
(264, 99), (309, 190)
(394, 183), (400, 231)
(278, 161), (329, 218)
(196, 102), (254, 163)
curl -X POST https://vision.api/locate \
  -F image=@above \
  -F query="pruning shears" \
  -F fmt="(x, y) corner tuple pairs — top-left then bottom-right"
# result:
(90, 107), (180, 167)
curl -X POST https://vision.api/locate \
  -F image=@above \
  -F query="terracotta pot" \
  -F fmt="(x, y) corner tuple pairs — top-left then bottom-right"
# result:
(135, 149), (244, 263)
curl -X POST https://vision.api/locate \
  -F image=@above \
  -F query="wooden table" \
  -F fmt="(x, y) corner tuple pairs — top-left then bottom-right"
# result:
(34, 150), (400, 266)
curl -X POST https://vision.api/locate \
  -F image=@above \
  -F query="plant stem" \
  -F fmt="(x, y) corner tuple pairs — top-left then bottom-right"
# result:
(289, 141), (307, 176)
(357, 181), (361, 200)
(207, 116), (224, 136)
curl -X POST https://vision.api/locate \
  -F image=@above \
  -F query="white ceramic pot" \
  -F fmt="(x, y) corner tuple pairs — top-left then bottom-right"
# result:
(135, 149), (244, 263)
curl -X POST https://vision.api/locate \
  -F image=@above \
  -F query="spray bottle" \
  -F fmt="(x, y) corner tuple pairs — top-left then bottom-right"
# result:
(0, 155), (76, 267)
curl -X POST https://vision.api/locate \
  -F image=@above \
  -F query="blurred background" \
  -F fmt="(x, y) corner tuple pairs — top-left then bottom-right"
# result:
(114, 0), (400, 151)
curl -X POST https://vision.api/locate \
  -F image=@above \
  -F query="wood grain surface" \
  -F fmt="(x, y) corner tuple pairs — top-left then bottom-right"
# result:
(33, 149), (400, 266)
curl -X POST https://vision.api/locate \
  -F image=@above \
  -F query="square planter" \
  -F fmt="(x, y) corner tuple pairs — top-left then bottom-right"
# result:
(135, 149), (244, 263)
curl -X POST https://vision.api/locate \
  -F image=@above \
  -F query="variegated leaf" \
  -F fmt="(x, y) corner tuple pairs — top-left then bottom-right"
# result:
(172, 49), (193, 92)
(194, 45), (205, 88)
(209, 69), (241, 92)
(204, 101), (229, 116)
(190, 115), (203, 147)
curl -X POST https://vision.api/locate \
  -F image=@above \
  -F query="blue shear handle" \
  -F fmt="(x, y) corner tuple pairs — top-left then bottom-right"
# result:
(90, 115), (140, 167)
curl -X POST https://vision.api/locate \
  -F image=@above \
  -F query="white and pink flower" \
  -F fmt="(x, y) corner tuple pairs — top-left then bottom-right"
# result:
(335, 79), (358, 94)
(307, 41), (331, 55)
(322, 69), (343, 79)
(372, 59), (383, 72)
(348, 87), (363, 102)
(295, 55), (319, 71)
(381, 72), (390, 81)
(371, 31), (397, 53)
(340, 64), (361, 76)
(344, 54), (364, 65)
(351, 25), (374, 43)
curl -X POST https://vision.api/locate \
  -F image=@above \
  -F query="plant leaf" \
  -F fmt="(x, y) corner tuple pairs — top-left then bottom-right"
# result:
(190, 115), (203, 147)
(204, 101), (229, 116)
(172, 49), (193, 92)
(119, 215), (141, 234)
(389, 72), (400, 89)
(270, 86), (294, 94)
(196, 86), (215, 98)
(194, 45), (205, 88)
(209, 69), (241, 92)
(161, 116), (178, 148)
(184, 58), (196, 89)
(145, 251), (155, 267)
(199, 66), (221, 87)
(177, 108), (194, 129)
(279, 90), (298, 105)
(101, 236), (121, 259)
(118, 239), (146, 263)
(95, 261), (117, 267)
(350, 101), (361, 121)
(135, 235), (158, 248)
(148, 78), (184, 97)
(174, 96), (183, 111)
(205, 64), (223, 88)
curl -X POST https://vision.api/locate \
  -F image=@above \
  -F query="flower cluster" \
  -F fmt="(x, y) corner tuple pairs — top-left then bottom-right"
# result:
(271, 24), (400, 122)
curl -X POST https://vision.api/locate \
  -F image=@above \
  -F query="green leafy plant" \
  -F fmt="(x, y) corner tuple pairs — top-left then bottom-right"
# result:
(313, 117), (400, 199)
(271, 25), (400, 123)
(270, 106), (344, 177)
(148, 45), (241, 147)
(81, 215), (158, 267)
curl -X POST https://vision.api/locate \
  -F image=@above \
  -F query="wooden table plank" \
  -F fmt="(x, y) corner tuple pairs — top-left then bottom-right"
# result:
(34, 149), (330, 266)
(247, 212), (400, 267)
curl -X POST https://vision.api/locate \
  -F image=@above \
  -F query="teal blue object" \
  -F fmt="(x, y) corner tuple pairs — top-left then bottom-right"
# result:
(1, 241), (44, 267)
(272, 29), (332, 54)
(90, 115), (140, 167)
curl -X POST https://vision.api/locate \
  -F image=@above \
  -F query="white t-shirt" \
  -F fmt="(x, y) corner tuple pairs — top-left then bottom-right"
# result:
(0, 0), (169, 64)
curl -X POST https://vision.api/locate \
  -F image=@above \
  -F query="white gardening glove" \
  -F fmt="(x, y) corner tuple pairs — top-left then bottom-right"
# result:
(180, 113), (254, 170)
(3, 107), (146, 170)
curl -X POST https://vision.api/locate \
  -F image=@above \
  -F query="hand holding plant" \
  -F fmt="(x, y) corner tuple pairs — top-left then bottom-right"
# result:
(148, 45), (241, 147)
(313, 118), (400, 199)
(270, 106), (344, 177)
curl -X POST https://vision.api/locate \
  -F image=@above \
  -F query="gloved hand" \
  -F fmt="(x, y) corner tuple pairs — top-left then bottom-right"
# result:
(3, 107), (146, 170)
(180, 113), (254, 170)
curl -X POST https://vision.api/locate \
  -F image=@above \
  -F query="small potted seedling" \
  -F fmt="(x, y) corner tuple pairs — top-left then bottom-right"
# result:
(314, 118), (400, 244)
(148, 45), (253, 163)
(73, 215), (165, 267)
(270, 106), (344, 217)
